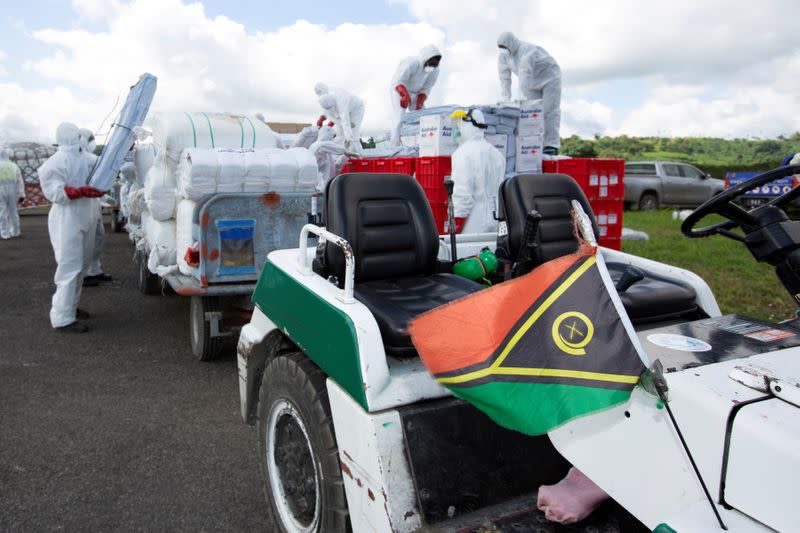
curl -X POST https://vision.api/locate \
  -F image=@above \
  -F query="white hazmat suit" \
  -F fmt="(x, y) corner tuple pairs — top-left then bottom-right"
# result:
(0, 148), (25, 239)
(310, 124), (349, 192)
(38, 123), (100, 329)
(389, 44), (442, 145)
(316, 84), (364, 153)
(451, 110), (506, 234)
(81, 128), (107, 280)
(497, 31), (562, 151)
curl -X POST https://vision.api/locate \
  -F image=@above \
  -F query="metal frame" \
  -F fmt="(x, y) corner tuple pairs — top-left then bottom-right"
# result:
(297, 224), (355, 304)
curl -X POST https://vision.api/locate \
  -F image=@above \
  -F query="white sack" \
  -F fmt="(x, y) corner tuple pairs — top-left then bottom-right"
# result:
(144, 155), (178, 221)
(144, 216), (177, 269)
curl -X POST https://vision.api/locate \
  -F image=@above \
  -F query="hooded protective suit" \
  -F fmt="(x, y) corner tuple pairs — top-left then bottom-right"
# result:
(497, 31), (562, 150)
(38, 123), (99, 328)
(316, 85), (364, 153)
(81, 128), (106, 278)
(309, 123), (349, 192)
(451, 110), (506, 234)
(389, 44), (442, 145)
(0, 148), (25, 239)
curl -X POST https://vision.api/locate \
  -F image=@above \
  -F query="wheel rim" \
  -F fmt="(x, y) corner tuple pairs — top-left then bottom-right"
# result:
(266, 399), (320, 533)
(641, 196), (656, 210)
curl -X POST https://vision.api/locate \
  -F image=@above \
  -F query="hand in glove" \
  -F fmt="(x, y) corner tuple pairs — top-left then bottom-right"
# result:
(64, 186), (83, 200)
(395, 84), (411, 109)
(316, 115), (327, 127)
(79, 186), (105, 198)
(415, 93), (427, 110)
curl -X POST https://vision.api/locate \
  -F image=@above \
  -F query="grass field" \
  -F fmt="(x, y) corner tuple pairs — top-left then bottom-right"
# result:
(621, 210), (796, 322)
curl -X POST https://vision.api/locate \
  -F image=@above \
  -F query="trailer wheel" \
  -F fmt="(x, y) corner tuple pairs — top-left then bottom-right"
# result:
(137, 250), (162, 295)
(258, 352), (349, 533)
(190, 296), (225, 361)
(638, 192), (658, 211)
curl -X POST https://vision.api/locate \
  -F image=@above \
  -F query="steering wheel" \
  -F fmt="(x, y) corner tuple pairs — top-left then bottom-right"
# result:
(681, 164), (800, 241)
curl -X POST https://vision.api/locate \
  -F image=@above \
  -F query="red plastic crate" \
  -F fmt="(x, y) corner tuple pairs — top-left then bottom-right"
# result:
(591, 200), (623, 241)
(599, 237), (621, 251)
(352, 159), (374, 173)
(416, 156), (452, 205)
(542, 158), (625, 201)
(340, 162), (353, 174)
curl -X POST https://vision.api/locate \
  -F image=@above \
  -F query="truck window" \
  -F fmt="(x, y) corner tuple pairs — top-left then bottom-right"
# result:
(624, 163), (656, 175)
(663, 164), (681, 177)
(680, 165), (704, 179)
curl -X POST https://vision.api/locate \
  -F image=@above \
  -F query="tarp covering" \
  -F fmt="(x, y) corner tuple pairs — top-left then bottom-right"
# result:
(89, 73), (157, 191)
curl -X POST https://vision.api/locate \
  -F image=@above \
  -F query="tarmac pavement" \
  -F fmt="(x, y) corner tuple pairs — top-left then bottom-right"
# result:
(0, 214), (270, 531)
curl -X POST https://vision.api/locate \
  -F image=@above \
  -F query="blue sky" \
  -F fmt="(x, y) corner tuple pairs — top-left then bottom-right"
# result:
(0, 0), (797, 143)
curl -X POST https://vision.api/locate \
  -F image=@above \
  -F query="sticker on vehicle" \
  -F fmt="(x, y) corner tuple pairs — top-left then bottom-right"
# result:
(646, 333), (712, 352)
(744, 329), (796, 342)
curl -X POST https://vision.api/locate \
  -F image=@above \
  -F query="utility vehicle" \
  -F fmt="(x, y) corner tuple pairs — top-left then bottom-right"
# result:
(236, 166), (800, 532)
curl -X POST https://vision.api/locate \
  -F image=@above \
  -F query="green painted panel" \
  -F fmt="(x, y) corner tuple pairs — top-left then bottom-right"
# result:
(253, 260), (368, 409)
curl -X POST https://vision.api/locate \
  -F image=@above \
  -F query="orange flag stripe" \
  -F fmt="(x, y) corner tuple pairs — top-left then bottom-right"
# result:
(410, 245), (595, 376)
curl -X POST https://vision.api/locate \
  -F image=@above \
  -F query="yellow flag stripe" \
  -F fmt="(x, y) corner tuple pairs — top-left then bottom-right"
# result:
(490, 255), (597, 369)
(437, 366), (640, 385)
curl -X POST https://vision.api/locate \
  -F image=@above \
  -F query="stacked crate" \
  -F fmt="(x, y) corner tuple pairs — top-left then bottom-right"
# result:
(343, 156), (624, 249)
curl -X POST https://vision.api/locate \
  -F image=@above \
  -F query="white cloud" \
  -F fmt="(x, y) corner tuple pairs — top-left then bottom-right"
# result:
(0, 0), (798, 143)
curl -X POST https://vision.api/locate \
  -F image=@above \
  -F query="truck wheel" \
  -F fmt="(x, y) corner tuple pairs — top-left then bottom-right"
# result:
(137, 250), (162, 295)
(639, 193), (658, 211)
(258, 352), (349, 533)
(190, 296), (225, 361)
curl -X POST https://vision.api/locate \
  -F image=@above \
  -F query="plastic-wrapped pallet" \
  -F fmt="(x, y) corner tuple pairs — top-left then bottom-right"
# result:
(176, 199), (196, 276)
(144, 155), (178, 221)
(133, 142), (156, 185)
(177, 148), (318, 200)
(144, 215), (177, 275)
(151, 112), (283, 175)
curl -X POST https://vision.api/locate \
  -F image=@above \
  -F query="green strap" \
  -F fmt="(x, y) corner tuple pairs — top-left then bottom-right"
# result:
(184, 112), (197, 147)
(201, 112), (215, 148)
(245, 117), (257, 148)
(236, 116), (245, 148)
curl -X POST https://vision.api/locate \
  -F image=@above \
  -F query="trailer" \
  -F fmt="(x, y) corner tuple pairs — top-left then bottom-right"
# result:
(135, 190), (318, 361)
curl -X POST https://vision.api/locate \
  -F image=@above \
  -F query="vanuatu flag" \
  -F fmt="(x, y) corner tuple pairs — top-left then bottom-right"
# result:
(409, 241), (649, 436)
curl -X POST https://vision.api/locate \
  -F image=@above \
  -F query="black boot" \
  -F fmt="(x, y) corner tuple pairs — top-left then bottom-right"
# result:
(76, 309), (91, 319)
(55, 321), (89, 333)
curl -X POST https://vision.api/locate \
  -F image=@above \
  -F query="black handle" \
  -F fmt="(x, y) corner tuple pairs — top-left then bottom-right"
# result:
(615, 265), (645, 293)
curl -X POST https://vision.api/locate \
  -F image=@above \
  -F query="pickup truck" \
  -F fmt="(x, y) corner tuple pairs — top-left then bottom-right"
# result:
(624, 160), (725, 210)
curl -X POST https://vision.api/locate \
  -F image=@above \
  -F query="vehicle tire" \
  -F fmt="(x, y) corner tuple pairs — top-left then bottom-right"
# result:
(190, 296), (225, 361)
(638, 193), (658, 211)
(257, 352), (349, 533)
(137, 249), (162, 295)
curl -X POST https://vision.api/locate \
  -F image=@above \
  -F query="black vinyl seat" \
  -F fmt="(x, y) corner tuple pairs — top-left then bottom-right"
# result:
(497, 173), (698, 325)
(318, 173), (483, 357)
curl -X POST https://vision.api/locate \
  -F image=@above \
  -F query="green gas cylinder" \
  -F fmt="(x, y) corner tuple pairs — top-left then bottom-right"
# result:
(453, 248), (498, 285)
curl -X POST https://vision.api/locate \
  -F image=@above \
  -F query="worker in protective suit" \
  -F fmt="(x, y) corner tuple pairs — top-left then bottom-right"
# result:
(389, 44), (442, 146)
(309, 122), (359, 192)
(497, 31), (562, 155)
(80, 129), (112, 285)
(0, 148), (25, 239)
(38, 123), (104, 333)
(450, 109), (506, 234)
(291, 114), (329, 149)
(315, 83), (364, 153)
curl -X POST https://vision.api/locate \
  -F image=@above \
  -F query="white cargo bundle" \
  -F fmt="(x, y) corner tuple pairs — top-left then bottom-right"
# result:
(151, 112), (283, 174)
(177, 147), (318, 200)
(133, 142), (156, 185)
(144, 155), (178, 221)
(176, 199), (196, 276)
(144, 216), (177, 275)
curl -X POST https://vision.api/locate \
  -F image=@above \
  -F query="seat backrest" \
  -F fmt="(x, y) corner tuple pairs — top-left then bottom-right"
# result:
(322, 172), (439, 282)
(497, 173), (599, 266)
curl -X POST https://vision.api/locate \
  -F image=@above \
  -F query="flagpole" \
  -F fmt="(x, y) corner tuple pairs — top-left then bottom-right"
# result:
(653, 380), (728, 530)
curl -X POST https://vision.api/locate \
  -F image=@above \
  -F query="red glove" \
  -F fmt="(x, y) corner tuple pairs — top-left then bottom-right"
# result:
(316, 115), (327, 127)
(415, 93), (427, 110)
(396, 84), (411, 109)
(327, 121), (335, 127)
(454, 217), (467, 234)
(64, 186), (83, 200)
(184, 243), (200, 267)
(79, 186), (105, 198)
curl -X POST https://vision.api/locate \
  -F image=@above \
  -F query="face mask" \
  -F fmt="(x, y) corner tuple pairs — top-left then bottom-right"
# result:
(499, 47), (510, 56)
(424, 65), (435, 73)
